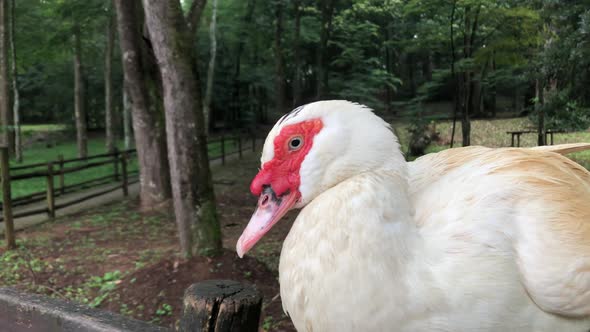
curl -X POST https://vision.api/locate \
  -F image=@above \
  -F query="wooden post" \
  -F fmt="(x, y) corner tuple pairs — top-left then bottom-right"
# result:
(1, 147), (15, 249)
(238, 136), (243, 159)
(113, 147), (120, 181)
(58, 154), (65, 195)
(517, 134), (521, 147)
(121, 151), (128, 197)
(46, 162), (55, 219)
(221, 135), (225, 165)
(511, 133), (515, 147)
(179, 280), (262, 332)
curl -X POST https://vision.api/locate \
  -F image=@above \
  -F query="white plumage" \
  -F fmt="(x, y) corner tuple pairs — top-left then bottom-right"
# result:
(238, 100), (590, 332)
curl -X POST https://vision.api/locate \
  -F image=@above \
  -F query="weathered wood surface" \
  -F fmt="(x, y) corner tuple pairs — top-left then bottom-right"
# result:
(179, 279), (262, 332)
(1, 147), (14, 248)
(0, 287), (170, 332)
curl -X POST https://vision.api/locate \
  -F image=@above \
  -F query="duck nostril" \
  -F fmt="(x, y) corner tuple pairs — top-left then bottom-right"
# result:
(260, 194), (270, 207)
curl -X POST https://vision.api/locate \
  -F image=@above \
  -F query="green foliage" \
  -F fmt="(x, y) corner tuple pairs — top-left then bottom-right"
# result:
(155, 303), (173, 316)
(330, 0), (402, 109)
(87, 270), (122, 307)
(14, 0), (122, 126)
(530, 90), (590, 131)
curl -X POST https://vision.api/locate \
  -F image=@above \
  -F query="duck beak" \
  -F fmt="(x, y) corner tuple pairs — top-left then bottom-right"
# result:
(236, 186), (298, 258)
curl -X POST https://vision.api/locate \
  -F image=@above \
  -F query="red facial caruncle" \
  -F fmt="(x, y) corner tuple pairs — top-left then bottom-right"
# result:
(250, 118), (324, 198)
(237, 118), (323, 257)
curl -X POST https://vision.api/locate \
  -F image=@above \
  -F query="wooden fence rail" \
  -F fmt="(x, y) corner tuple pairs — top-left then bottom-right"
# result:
(0, 148), (138, 228)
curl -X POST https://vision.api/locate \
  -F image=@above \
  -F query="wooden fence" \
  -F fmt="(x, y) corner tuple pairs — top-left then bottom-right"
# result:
(0, 148), (139, 220)
(0, 134), (257, 248)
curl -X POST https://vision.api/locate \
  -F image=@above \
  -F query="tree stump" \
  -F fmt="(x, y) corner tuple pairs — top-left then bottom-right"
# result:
(179, 280), (262, 332)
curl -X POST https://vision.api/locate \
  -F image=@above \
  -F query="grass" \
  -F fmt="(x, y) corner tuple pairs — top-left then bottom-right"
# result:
(392, 117), (590, 169)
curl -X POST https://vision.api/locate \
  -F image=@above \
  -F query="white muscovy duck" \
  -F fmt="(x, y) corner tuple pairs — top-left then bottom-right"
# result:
(236, 100), (590, 332)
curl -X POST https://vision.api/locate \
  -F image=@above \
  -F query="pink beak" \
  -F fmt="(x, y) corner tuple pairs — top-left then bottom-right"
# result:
(236, 186), (298, 258)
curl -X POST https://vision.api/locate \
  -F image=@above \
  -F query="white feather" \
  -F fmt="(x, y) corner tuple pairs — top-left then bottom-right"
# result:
(257, 100), (590, 332)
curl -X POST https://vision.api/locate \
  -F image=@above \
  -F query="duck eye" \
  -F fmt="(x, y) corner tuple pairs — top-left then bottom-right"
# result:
(288, 136), (303, 151)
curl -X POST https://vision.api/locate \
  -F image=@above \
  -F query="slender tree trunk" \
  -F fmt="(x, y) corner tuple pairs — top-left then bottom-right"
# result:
(474, 57), (489, 117)
(105, 8), (115, 153)
(449, 0), (458, 148)
(203, 0), (217, 136)
(292, 0), (302, 107)
(385, 28), (393, 113)
(114, 0), (171, 208)
(460, 4), (480, 147)
(73, 25), (87, 158)
(490, 52), (497, 117)
(316, 0), (335, 99)
(274, 0), (286, 113)
(142, 0), (221, 257)
(0, 0), (9, 153)
(460, 6), (472, 147)
(8, 0), (19, 162)
(422, 51), (433, 81)
(186, 0), (207, 37)
(535, 78), (545, 145)
(231, 0), (256, 125)
(406, 54), (416, 96)
(122, 86), (132, 150)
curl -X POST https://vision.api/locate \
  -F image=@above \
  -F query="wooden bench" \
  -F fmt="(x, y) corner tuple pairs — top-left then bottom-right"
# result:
(506, 130), (535, 147)
(545, 129), (566, 145)
(506, 129), (566, 147)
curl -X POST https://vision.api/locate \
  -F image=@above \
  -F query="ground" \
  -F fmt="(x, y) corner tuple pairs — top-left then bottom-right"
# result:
(0, 150), (297, 331)
(0, 117), (588, 331)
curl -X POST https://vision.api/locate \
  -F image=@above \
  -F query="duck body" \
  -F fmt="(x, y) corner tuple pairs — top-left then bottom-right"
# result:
(281, 146), (590, 331)
(237, 101), (590, 332)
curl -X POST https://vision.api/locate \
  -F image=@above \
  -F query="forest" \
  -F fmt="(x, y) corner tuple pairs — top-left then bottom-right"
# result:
(4, 0), (590, 147)
(0, 0), (589, 330)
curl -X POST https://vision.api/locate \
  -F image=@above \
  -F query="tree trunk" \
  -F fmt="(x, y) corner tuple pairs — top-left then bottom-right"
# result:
(73, 25), (87, 158)
(490, 53), (497, 117)
(292, 0), (302, 107)
(535, 78), (545, 145)
(449, 0), (458, 148)
(186, 0), (207, 37)
(316, 0), (335, 99)
(384, 26), (393, 113)
(422, 51), (433, 82)
(142, 0), (222, 257)
(406, 53), (416, 96)
(461, 72), (471, 147)
(460, 4), (480, 147)
(274, 0), (286, 113)
(122, 85), (133, 150)
(0, 0), (9, 153)
(114, 0), (171, 208)
(105, 8), (115, 153)
(202, 0), (217, 136)
(230, 0), (256, 125)
(8, 0), (19, 162)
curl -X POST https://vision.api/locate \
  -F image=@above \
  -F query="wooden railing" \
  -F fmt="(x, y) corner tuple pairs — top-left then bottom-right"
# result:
(0, 134), (259, 247)
(209, 134), (258, 165)
(3, 149), (138, 211)
(0, 148), (138, 223)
